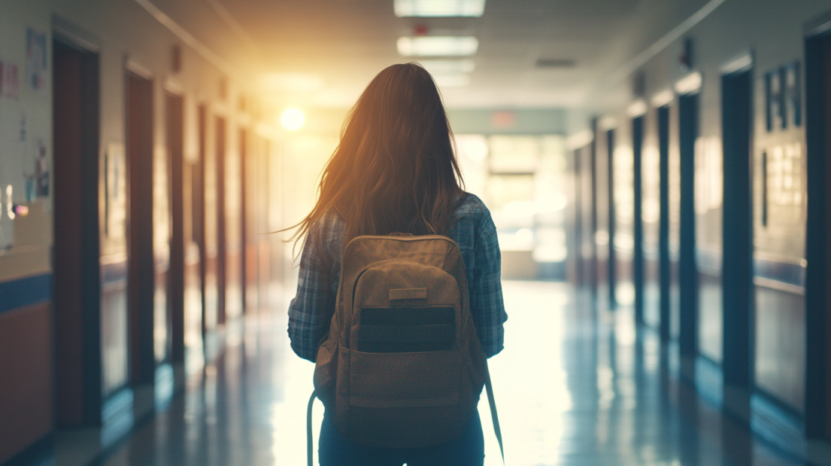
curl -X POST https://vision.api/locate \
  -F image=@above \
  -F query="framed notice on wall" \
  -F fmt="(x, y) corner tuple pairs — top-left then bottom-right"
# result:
(104, 143), (126, 239)
(26, 27), (47, 92)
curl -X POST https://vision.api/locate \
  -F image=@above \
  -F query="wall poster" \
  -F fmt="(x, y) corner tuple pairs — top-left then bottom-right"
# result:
(0, 61), (20, 99)
(26, 28), (47, 92)
(104, 143), (126, 239)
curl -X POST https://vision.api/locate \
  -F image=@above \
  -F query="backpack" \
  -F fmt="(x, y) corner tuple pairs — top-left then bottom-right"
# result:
(306, 234), (503, 465)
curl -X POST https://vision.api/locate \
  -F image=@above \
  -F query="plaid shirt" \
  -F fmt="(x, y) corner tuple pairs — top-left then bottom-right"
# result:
(288, 193), (507, 362)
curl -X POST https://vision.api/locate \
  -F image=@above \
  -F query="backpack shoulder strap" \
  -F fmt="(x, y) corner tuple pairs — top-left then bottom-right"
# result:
(485, 362), (505, 464)
(307, 390), (316, 466)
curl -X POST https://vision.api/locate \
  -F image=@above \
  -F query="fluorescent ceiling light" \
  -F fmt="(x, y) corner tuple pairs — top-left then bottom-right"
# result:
(566, 130), (594, 150)
(675, 71), (702, 95)
(627, 99), (648, 117)
(598, 116), (617, 130)
(432, 73), (471, 87)
(651, 89), (674, 107)
(721, 53), (753, 74)
(394, 0), (486, 17)
(397, 36), (478, 57)
(419, 59), (475, 74)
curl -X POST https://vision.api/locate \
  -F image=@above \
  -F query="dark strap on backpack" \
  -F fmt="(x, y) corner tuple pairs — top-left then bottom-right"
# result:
(305, 362), (504, 465)
(485, 364), (505, 463)
(307, 391), (316, 466)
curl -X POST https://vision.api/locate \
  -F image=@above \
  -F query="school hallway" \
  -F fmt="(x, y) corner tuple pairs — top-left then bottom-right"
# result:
(4, 1), (831, 465)
(53, 281), (796, 466)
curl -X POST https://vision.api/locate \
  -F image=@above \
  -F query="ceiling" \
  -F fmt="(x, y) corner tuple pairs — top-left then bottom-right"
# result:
(156, 0), (710, 110)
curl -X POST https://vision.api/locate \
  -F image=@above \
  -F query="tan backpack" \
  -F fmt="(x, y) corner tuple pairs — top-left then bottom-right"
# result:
(306, 234), (503, 465)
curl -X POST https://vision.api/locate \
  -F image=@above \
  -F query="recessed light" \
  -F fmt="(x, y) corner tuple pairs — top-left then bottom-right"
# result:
(675, 71), (702, 94)
(397, 36), (479, 57)
(418, 59), (475, 74)
(394, 0), (486, 17)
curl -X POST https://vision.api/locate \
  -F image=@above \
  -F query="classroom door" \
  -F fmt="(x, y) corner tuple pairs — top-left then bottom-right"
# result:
(805, 25), (831, 440)
(53, 37), (102, 427)
(720, 66), (753, 417)
(166, 93), (185, 365)
(126, 71), (155, 385)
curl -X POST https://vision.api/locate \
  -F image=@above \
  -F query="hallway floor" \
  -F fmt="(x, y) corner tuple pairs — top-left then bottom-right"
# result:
(98, 281), (798, 466)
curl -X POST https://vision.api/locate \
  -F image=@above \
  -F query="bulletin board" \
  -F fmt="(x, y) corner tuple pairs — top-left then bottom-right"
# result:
(0, 12), (52, 280)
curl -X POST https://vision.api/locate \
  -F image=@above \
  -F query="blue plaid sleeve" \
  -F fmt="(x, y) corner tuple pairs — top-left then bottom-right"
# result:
(469, 207), (507, 358)
(287, 216), (338, 362)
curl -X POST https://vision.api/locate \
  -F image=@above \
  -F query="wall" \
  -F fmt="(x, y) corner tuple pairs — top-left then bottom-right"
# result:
(569, 0), (831, 440)
(0, 0), (276, 462)
(0, 4), (58, 462)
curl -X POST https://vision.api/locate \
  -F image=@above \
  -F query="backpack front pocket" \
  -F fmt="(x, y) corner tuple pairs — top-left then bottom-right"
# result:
(345, 349), (465, 448)
(357, 306), (456, 353)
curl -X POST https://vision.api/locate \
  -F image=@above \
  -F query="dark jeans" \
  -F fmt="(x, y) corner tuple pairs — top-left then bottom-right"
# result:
(318, 411), (485, 466)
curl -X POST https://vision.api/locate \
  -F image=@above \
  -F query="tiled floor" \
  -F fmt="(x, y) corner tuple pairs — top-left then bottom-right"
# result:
(97, 281), (800, 466)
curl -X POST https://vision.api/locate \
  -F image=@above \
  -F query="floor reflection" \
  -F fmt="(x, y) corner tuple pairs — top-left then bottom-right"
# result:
(99, 281), (799, 466)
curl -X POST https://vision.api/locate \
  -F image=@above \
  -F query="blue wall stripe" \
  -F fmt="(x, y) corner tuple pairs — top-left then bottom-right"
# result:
(0, 274), (53, 315)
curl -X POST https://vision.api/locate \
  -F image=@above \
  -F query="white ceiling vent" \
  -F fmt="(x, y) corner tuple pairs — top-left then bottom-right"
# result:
(535, 59), (576, 69)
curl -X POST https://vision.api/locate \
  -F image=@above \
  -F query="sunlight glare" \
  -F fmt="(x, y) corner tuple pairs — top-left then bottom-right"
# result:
(281, 108), (305, 131)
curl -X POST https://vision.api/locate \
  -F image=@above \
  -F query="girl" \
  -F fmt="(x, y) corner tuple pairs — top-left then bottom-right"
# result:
(287, 63), (507, 466)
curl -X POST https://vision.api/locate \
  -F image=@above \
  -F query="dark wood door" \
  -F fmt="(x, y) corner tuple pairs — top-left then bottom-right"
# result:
(166, 93), (185, 364)
(805, 28), (831, 440)
(126, 72), (155, 385)
(720, 67), (753, 418)
(658, 106), (671, 343)
(216, 117), (227, 325)
(53, 38), (101, 427)
(678, 92), (699, 381)
(192, 106), (207, 341)
(825, 34), (831, 439)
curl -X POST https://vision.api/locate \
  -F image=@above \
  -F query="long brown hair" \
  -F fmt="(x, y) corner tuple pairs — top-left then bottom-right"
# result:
(289, 63), (465, 246)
